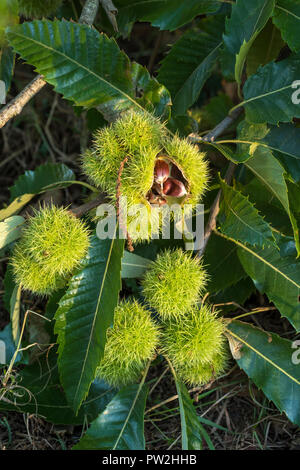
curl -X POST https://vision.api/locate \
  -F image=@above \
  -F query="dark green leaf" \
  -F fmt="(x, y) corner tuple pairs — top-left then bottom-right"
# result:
(55, 233), (124, 413)
(223, 234), (300, 331)
(192, 93), (233, 133)
(209, 277), (256, 309)
(9, 162), (75, 201)
(222, 0), (275, 84)
(263, 123), (300, 183)
(157, 17), (224, 115)
(240, 54), (300, 124)
(219, 179), (275, 248)
(237, 121), (300, 253)
(7, 20), (171, 122)
(115, 0), (220, 33)
(227, 320), (300, 426)
(272, 0), (300, 52)
(204, 233), (246, 293)
(207, 142), (250, 164)
(246, 20), (284, 76)
(0, 348), (117, 424)
(121, 250), (152, 279)
(73, 383), (148, 450)
(244, 143), (300, 254)
(0, 45), (14, 96)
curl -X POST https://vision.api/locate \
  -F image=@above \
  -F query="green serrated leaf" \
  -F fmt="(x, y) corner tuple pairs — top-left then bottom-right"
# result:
(6, 20), (171, 122)
(272, 0), (300, 52)
(217, 232), (300, 331)
(236, 54), (300, 124)
(244, 141), (300, 254)
(73, 383), (148, 450)
(158, 17), (224, 115)
(55, 233), (124, 413)
(9, 162), (75, 201)
(219, 179), (275, 248)
(235, 121), (300, 254)
(115, 0), (220, 34)
(222, 0), (275, 81)
(227, 320), (300, 426)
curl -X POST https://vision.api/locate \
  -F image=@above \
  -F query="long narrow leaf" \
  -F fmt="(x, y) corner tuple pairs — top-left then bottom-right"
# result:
(55, 233), (124, 413)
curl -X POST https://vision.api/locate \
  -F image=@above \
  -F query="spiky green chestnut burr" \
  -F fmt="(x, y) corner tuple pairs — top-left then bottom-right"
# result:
(82, 110), (209, 242)
(82, 110), (166, 242)
(18, 0), (63, 18)
(173, 351), (227, 387)
(11, 205), (90, 295)
(96, 299), (160, 387)
(162, 305), (228, 386)
(82, 110), (165, 205)
(141, 249), (207, 319)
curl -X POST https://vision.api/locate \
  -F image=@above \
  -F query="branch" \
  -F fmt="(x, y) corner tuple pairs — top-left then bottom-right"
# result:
(70, 194), (107, 218)
(80, 0), (100, 25)
(100, 0), (118, 32)
(194, 108), (243, 257)
(0, 0), (100, 129)
(0, 76), (45, 128)
(189, 107), (243, 144)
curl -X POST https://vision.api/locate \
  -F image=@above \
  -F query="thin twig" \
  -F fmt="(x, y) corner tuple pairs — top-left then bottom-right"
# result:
(0, 0), (100, 129)
(189, 107), (243, 144)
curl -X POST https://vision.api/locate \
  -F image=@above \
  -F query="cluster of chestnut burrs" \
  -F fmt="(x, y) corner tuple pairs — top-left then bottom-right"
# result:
(147, 157), (188, 206)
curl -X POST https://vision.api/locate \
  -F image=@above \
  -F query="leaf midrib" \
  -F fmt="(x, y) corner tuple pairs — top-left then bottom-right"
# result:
(74, 229), (119, 407)
(215, 230), (300, 289)
(275, 4), (300, 21)
(8, 26), (145, 112)
(224, 194), (270, 242)
(227, 326), (300, 386)
(173, 41), (222, 106)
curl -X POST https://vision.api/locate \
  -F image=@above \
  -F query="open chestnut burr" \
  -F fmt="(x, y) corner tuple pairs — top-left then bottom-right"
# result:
(147, 156), (188, 205)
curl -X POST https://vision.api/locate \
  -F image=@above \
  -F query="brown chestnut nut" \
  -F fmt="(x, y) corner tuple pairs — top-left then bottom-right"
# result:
(154, 159), (170, 185)
(163, 178), (187, 198)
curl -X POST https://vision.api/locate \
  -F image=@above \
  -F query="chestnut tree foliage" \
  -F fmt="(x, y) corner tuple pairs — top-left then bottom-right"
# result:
(1, 0), (300, 450)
